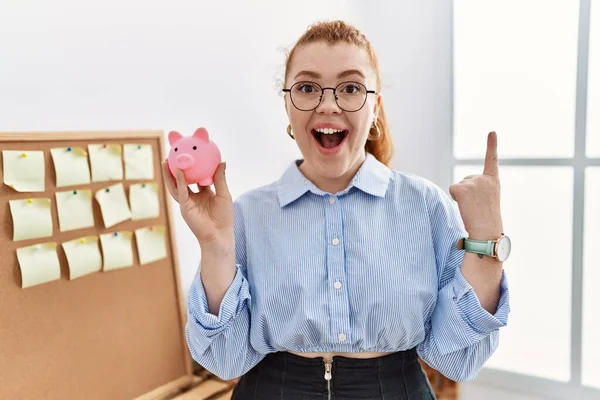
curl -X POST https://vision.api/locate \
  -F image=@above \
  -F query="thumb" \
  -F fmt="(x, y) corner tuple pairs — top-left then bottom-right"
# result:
(213, 162), (232, 200)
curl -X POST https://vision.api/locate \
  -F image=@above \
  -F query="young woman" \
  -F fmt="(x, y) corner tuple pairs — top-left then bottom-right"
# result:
(162, 20), (510, 400)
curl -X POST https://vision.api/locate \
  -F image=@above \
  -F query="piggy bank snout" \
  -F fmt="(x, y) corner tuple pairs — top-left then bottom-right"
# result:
(175, 153), (195, 170)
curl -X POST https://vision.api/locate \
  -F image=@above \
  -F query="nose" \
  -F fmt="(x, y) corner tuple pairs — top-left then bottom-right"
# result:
(176, 153), (195, 170)
(316, 88), (341, 114)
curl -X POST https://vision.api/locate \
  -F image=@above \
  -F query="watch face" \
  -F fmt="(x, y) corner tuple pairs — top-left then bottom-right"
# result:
(497, 236), (511, 262)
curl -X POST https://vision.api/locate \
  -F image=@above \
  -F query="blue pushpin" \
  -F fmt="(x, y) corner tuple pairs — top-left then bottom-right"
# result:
(113, 232), (118, 237)
(67, 147), (72, 152)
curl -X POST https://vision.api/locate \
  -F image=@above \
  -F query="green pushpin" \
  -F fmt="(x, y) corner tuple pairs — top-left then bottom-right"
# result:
(73, 190), (77, 195)
(105, 188), (110, 193)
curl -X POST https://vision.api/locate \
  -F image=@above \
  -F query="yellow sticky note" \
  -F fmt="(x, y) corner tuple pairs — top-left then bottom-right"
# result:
(62, 236), (102, 279)
(99, 231), (133, 271)
(2, 150), (45, 192)
(50, 147), (91, 187)
(16, 242), (61, 288)
(88, 143), (123, 182)
(135, 225), (167, 265)
(124, 144), (154, 180)
(55, 189), (95, 232)
(95, 183), (131, 228)
(9, 198), (53, 241)
(129, 183), (160, 220)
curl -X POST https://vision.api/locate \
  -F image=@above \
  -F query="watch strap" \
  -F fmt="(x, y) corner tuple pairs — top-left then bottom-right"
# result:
(461, 238), (495, 256)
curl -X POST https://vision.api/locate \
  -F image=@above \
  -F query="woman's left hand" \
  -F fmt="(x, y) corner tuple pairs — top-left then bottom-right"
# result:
(449, 131), (503, 240)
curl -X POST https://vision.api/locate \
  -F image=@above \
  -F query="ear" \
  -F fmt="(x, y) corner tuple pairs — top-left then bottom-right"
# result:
(373, 94), (382, 120)
(193, 127), (209, 142)
(168, 131), (182, 146)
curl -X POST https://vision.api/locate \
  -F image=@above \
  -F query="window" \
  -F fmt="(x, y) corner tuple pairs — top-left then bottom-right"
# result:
(453, 0), (599, 396)
(587, 2), (600, 157)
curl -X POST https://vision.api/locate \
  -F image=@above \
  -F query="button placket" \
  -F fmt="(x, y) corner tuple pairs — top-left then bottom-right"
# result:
(323, 194), (351, 346)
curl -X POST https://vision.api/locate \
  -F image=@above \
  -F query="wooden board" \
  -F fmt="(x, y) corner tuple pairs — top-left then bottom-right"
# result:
(171, 380), (231, 400)
(0, 130), (192, 400)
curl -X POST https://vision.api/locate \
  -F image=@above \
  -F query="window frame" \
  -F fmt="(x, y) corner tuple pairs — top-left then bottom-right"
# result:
(449, 0), (600, 398)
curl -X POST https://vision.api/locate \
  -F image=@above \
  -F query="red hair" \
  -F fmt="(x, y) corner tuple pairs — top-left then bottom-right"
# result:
(284, 20), (394, 166)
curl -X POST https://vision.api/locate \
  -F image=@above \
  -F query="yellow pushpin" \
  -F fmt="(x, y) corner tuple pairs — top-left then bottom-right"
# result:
(26, 198), (33, 204)
(20, 152), (27, 158)
(79, 238), (85, 244)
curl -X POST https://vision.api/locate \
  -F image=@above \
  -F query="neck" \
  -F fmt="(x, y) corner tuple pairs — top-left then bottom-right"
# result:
(299, 153), (365, 194)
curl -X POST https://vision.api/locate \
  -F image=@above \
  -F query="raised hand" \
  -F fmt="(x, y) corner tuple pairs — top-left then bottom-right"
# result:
(449, 131), (503, 240)
(161, 160), (234, 250)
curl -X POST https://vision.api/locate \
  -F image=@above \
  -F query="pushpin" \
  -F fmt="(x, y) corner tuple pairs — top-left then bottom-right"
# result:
(105, 188), (110, 193)
(79, 238), (85, 244)
(73, 190), (77, 195)
(20, 153), (27, 158)
(137, 145), (142, 149)
(67, 147), (72, 152)
(113, 232), (118, 237)
(142, 183), (146, 188)
(103, 143), (107, 148)
(26, 198), (33, 204)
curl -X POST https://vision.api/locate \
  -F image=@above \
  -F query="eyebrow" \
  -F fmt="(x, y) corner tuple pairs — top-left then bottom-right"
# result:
(294, 69), (366, 80)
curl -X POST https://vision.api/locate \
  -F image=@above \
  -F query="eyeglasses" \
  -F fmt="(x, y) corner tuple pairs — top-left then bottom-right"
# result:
(282, 81), (377, 112)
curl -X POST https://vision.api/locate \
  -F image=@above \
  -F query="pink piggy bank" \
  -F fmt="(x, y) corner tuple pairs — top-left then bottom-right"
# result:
(167, 127), (222, 186)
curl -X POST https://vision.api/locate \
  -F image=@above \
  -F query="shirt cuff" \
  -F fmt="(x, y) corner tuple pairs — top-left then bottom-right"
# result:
(188, 265), (250, 335)
(430, 267), (510, 355)
(453, 266), (510, 334)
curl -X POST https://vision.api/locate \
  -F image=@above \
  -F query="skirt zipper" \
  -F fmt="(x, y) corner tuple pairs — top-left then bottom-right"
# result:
(324, 359), (332, 400)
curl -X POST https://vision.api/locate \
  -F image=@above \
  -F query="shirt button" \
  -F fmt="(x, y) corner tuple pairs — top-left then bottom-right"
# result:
(329, 196), (336, 204)
(334, 281), (342, 289)
(338, 333), (346, 342)
(332, 237), (340, 246)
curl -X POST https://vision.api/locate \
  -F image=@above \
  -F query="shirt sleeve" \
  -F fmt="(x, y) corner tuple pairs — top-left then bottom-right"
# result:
(185, 201), (266, 380)
(417, 182), (511, 382)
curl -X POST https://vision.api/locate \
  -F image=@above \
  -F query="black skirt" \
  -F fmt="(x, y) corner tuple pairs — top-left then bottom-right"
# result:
(230, 347), (437, 399)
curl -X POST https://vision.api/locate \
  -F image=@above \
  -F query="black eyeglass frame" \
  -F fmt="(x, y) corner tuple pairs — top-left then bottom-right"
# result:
(282, 81), (377, 112)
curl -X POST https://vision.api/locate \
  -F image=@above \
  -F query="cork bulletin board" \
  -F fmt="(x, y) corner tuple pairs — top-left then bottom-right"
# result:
(0, 131), (194, 400)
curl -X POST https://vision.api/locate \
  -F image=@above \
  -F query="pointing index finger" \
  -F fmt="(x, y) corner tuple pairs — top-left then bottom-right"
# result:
(483, 131), (499, 176)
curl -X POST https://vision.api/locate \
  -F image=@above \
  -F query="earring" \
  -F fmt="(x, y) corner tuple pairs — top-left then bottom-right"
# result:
(367, 121), (381, 141)
(287, 124), (295, 139)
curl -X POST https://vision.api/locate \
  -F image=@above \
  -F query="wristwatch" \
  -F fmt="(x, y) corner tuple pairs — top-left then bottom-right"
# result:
(456, 233), (511, 262)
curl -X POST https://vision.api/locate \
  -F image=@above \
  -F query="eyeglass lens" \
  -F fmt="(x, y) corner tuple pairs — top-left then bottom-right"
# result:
(289, 81), (368, 112)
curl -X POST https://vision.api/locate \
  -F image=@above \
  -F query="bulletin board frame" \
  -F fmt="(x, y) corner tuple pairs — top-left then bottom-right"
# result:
(0, 130), (196, 400)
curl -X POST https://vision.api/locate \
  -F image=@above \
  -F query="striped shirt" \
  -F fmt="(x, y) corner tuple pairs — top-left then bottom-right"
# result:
(185, 152), (510, 381)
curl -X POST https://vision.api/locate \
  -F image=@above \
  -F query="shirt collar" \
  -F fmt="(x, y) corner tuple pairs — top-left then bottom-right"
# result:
(276, 152), (392, 207)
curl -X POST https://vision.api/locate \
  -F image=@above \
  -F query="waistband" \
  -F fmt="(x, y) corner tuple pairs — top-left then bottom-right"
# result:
(264, 347), (418, 368)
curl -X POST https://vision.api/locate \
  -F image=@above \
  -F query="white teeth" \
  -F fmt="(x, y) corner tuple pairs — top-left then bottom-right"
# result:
(315, 128), (345, 134)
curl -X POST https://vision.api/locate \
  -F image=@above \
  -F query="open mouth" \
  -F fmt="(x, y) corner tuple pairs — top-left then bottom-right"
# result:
(311, 128), (348, 150)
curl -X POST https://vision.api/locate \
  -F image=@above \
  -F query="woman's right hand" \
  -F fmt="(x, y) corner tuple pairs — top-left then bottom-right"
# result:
(161, 161), (234, 252)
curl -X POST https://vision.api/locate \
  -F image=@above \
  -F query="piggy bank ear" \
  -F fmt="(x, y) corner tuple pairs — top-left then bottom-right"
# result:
(168, 131), (182, 146)
(193, 127), (209, 142)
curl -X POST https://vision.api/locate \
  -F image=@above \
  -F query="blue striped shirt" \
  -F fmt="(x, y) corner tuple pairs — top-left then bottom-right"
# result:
(185, 152), (510, 382)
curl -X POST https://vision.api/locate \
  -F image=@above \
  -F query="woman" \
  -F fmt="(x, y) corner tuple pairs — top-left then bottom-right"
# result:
(162, 20), (510, 400)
